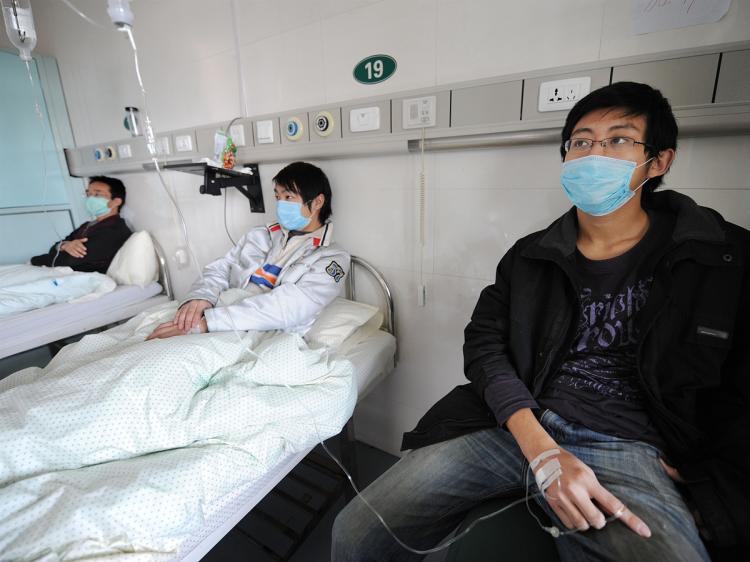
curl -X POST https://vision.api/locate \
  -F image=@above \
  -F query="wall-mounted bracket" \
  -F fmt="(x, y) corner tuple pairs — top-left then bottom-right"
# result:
(164, 162), (265, 213)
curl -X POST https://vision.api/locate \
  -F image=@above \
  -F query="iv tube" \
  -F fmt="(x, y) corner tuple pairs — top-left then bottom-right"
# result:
(1, 0), (37, 61)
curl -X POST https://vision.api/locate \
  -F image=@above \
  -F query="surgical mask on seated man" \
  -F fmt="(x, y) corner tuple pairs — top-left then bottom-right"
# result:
(276, 200), (311, 231)
(85, 196), (111, 218)
(560, 155), (652, 216)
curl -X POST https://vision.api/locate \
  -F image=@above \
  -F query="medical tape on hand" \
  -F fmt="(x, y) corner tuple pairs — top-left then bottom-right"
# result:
(530, 448), (560, 471)
(534, 458), (562, 494)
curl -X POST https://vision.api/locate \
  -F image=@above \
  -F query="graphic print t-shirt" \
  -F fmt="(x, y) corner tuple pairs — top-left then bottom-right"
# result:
(538, 211), (670, 448)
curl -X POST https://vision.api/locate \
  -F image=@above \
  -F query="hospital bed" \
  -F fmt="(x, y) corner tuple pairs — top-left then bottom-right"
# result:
(0, 237), (173, 360)
(0, 255), (396, 561)
(174, 255), (397, 561)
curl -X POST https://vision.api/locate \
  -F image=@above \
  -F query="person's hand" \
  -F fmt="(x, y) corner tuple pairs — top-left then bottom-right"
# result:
(659, 458), (685, 483)
(174, 299), (213, 331)
(146, 317), (208, 340)
(60, 238), (88, 258)
(535, 448), (652, 537)
(659, 458), (710, 539)
(146, 321), (188, 340)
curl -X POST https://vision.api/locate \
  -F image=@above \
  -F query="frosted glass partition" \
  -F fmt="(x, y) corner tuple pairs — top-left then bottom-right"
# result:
(0, 209), (74, 265)
(0, 50), (69, 208)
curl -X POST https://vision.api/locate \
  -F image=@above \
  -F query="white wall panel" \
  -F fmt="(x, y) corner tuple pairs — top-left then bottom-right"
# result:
(436, 0), (605, 84)
(434, 144), (563, 190)
(240, 22), (326, 116)
(434, 187), (570, 281)
(676, 188), (750, 229)
(321, 0), (437, 103)
(600, 0), (750, 60)
(666, 135), (750, 189)
(140, 50), (241, 133)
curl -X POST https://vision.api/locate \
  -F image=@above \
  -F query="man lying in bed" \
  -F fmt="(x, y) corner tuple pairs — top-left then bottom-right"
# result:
(147, 161), (350, 340)
(30, 176), (131, 273)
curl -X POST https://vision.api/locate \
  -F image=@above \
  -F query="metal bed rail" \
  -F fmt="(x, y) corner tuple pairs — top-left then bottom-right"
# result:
(150, 235), (174, 300)
(346, 255), (395, 339)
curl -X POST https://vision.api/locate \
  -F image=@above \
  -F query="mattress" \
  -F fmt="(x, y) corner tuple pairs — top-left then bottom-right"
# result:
(174, 329), (397, 562)
(0, 281), (167, 359)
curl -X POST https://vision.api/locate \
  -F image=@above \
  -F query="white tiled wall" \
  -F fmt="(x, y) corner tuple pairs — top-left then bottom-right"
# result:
(22, 0), (750, 455)
(436, 0), (605, 84)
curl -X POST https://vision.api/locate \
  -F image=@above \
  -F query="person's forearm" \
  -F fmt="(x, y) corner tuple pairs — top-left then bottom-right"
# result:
(506, 408), (558, 462)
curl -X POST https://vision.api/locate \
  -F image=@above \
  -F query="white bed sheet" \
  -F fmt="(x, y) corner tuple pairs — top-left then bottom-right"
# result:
(0, 282), (167, 359)
(174, 329), (397, 562)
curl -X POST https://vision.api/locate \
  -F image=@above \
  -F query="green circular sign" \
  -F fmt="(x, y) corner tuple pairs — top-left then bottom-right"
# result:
(353, 54), (397, 84)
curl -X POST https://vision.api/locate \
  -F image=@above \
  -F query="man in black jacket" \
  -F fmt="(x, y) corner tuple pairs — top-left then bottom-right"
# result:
(31, 176), (132, 274)
(332, 82), (749, 561)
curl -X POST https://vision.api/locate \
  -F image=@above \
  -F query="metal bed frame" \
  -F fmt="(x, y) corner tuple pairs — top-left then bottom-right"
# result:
(346, 255), (395, 338)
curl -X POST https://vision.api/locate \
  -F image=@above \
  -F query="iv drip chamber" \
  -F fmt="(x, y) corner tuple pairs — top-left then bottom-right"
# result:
(107, 0), (134, 29)
(1, 0), (36, 61)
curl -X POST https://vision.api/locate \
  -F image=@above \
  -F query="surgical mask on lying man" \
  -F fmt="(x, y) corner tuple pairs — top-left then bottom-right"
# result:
(85, 196), (111, 218)
(276, 200), (311, 231)
(560, 155), (653, 216)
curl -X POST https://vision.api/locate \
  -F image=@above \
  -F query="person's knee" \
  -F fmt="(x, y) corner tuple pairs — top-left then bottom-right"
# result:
(332, 496), (374, 560)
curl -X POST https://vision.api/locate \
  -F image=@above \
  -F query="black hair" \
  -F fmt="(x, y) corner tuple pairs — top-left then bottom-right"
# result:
(560, 81), (678, 195)
(273, 162), (333, 223)
(89, 175), (126, 209)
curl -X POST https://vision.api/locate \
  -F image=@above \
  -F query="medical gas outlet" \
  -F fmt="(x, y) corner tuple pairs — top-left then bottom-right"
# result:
(313, 111), (335, 137)
(285, 116), (305, 141)
(94, 147), (117, 161)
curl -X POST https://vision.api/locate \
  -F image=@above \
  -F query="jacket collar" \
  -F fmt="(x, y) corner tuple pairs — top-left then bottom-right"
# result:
(268, 221), (333, 248)
(522, 190), (725, 261)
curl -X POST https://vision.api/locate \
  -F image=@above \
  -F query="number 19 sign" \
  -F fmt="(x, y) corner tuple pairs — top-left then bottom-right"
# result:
(353, 54), (397, 84)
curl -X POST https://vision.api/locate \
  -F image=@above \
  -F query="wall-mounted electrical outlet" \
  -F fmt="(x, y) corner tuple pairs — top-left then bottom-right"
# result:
(538, 76), (591, 112)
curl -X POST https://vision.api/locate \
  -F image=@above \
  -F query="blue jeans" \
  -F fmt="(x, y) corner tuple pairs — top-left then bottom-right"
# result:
(332, 410), (710, 562)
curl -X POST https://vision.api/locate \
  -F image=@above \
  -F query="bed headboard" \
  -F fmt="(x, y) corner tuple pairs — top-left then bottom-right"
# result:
(346, 256), (395, 338)
(150, 237), (174, 300)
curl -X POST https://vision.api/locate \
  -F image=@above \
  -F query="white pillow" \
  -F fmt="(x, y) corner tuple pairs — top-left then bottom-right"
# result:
(106, 231), (159, 286)
(305, 297), (382, 348)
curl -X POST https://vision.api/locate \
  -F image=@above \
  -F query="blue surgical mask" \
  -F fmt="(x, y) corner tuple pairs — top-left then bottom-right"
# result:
(276, 200), (311, 231)
(85, 196), (111, 218)
(560, 155), (652, 216)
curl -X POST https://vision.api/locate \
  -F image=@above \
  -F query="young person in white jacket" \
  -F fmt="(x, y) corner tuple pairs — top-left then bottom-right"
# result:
(147, 161), (350, 340)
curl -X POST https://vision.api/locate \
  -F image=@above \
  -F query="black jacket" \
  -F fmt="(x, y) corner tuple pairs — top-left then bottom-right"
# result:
(30, 215), (132, 274)
(402, 190), (750, 548)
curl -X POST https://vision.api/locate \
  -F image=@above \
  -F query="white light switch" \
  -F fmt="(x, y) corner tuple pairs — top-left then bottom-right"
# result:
(117, 143), (132, 159)
(174, 134), (194, 152)
(256, 119), (275, 144)
(229, 124), (246, 146)
(349, 106), (380, 132)
(403, 96), (436, 129)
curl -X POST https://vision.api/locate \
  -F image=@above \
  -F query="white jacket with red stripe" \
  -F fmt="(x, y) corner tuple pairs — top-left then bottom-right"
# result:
(182, 221), (349, 334)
